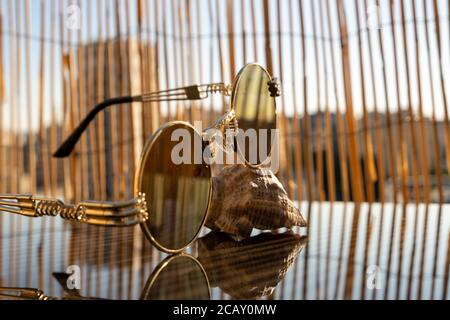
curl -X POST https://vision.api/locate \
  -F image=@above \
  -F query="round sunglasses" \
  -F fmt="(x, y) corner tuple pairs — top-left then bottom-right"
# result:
(0, 63), (280, 253)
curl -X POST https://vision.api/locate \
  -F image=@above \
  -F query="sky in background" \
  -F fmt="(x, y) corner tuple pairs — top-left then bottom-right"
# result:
(0, 0), (450, 133)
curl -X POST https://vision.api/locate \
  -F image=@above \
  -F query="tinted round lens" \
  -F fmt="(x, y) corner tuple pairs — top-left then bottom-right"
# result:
(142, 255), (210, 300)
(138, 123), (211, 252)
(233, 64), (276, 166)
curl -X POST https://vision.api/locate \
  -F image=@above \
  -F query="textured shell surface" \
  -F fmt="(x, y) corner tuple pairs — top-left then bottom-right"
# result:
(206, 164), (307, 237)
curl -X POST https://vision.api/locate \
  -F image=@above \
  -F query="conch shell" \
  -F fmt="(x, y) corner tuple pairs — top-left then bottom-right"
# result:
(206, 164), (307, 238)
(197, 231), (307, 299)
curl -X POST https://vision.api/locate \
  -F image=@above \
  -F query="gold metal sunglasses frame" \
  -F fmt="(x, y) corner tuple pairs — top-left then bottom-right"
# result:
(0, 63), (280, 253)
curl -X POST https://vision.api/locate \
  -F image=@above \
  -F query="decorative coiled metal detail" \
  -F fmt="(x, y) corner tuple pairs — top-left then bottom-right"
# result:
(205, 83), (232, 96)
(34, 199), (87, 222)
(135, 192), (149, 223)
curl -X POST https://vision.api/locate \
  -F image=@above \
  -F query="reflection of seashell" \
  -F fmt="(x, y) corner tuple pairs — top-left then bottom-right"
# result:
(206, 164), (307, 238)
(197, 231), (307, 299)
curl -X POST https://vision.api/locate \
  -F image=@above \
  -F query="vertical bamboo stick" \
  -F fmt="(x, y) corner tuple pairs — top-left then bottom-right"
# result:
(412, 0), (431, 204)
(215, 0), (227, 112)
(176, 1), (187, 120)
(360, 204), (374, 299)
(96, 0), (107, 201)
(370, 6), (398, 293)
(160, 0), (172, 120)
(318, 0), (336, 204)
(86, 1), (100, 200)
(75, 0), (88, 287)
(343, 203), (363, 299)
(59, 0), (72, 275)
(249, 0), (258, 61)
(336, 0), (364, 203)
(144, 0), (159, 132)
(317, 0), (337, 299)
(405, 0), (432, 299)
(310, 0), (324, 299)
(324, 0), (350, 203)
(397, 0), (424, 298)
(390, 0), (410, 299)
(336, 0), (365, 299)
(263, 0), (280, 185)
(355, 0), (376, 202)
(399, 0), (421, 203)
(262, 0), (273, 75)
(422, 0), (444, 209)
(310, 1), (325, 202)
(114, 0), (124, 202)
(7, 0), (17, 287)
(7, 0), (16, 195)
(152, 0), (162, 126)
(429, 1), (446, 295)
(49, 2), (58, 197)
(430, 204), (443, 298)
(194, 0), (207, 124)
(227, 0), (236, 79)
(38, 5), (51, 188)
(93, 0), (106, 297)
(48, 0), (59, 295)
(363, 0), (385, 204)
(442, 233), (450, 299)
(136, 0), (144, 130)
(124, 0), (135, 299)
(74, 2), (87, 202)
(206, 0), (216, 126)
(136, 0), (149, 297)
(115, 0), (125, 299)
(298, 0), (315, 300)
(15, 0), (26, 288)
(124, 0), (136, 181)
(23, 0), (36, 286)
(374, 0), (398, 204)
(432, 0), (450, 174)
(396, 201), (407, 299)
(105, 0), (118, 297)
(140, 0), (150, 133)
(388, 0), (408, 205)
(14, 0), (24, 195)
(288, 0), (304, 203)
(299, 0), (315, 202)
(405, 202), (421, 299)
(241, 0), (247, 63)
(37, 0), (52, 290)
(105, 0), (117, 201)
(276, 0), (294, 198)
(322, 3), (352, 297)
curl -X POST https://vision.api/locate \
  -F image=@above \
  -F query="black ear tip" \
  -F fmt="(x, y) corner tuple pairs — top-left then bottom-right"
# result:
(52, 146), (71, 158)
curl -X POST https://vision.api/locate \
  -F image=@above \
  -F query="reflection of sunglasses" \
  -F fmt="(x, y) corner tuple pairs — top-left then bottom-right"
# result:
(0, 254), (208, 300)
(0, 231), (305, 300)
(0, 63), (280, 253)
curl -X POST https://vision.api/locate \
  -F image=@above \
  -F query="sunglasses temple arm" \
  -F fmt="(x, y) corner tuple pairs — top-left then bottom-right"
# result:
(0, 193), (148, 227)
(53, 96), (135, 157)
(53, 83), (230, 158)
(0, 287), (102, 300)
(0, 287), (55, 300)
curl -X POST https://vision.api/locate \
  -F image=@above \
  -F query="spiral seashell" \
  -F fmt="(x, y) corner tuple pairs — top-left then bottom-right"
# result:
(206, 164), (307, 238)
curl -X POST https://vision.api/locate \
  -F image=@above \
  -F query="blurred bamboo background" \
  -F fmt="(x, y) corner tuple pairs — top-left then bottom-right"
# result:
(0, 0), (449, 205)
(0, 0), (449, 300)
